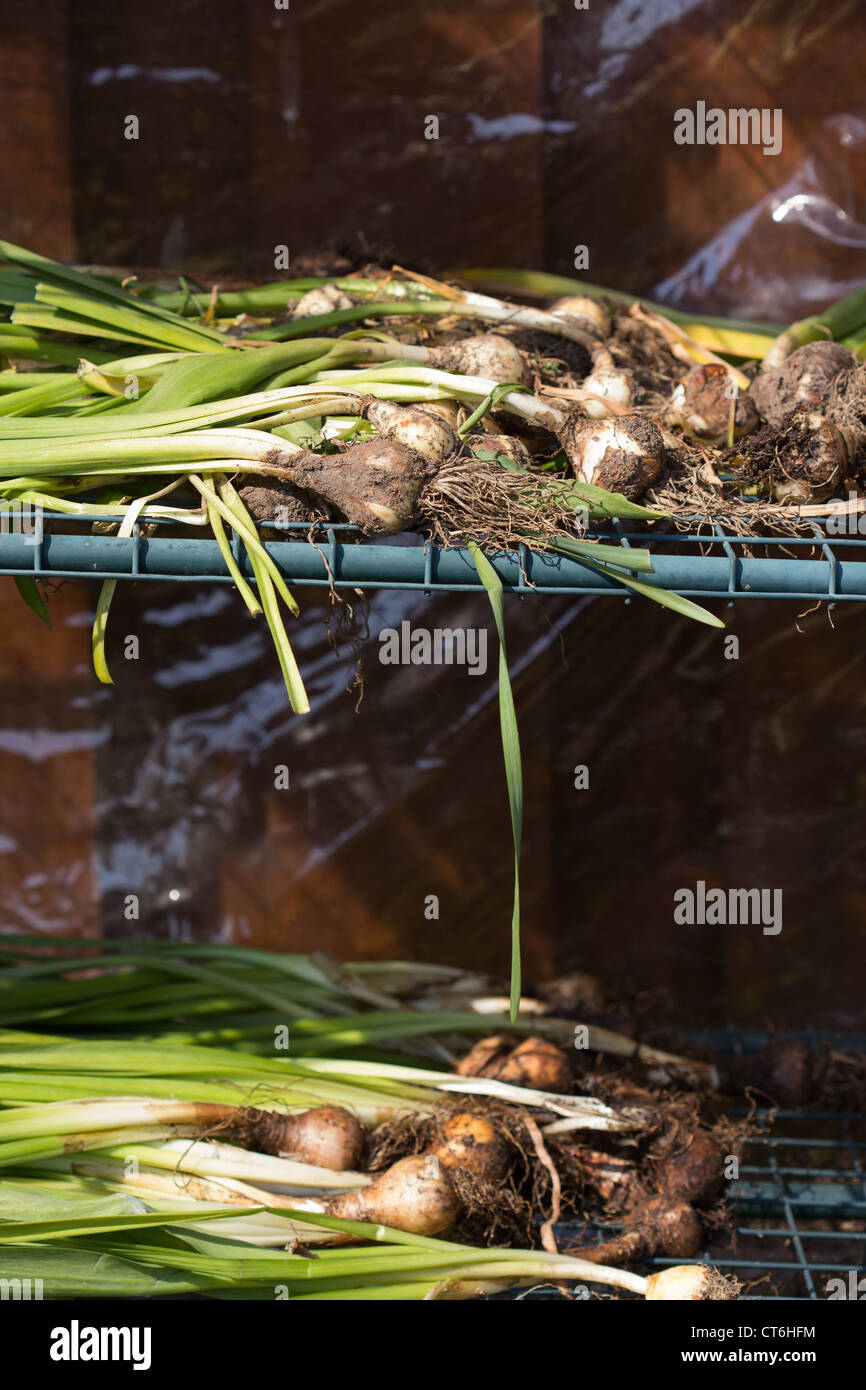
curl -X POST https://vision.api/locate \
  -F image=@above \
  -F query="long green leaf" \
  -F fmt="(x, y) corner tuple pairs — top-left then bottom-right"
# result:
(254, 300), (460, 341)
(0, 1244), (209, 1297)
(454, 267), (782, 336)
(246, 550), (310, 714)
(214, 477), (300, 615)
(0, 239), (225, 348)
(525, 533), (655, 574)
(205, 500), (262, 617)
(565, 549), (725, 627)
(491, 448), (667, 521)
(92, 489), (173, 683)
(13, 576), (50, 627)
(0, 1205), (260, 1242)
(466, 542), (523, 1020)
(123, 341), (334, 414)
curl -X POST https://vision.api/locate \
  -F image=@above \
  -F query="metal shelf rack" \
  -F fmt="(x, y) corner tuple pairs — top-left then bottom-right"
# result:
(540, 1108), (866, 1301)
(2, 512), (866, 604)
(3, 512), (863, 1293)
(545, 1029), (866, 1301)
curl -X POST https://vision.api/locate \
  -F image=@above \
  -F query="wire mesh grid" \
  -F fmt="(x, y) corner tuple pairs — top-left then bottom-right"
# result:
(543, 1111), (866, 1301)
(3, 510), (866, 603)
(676, 1026), (865, 1300)
(526, 1028), (866, 1301)
(718, 1109), (866, 1299)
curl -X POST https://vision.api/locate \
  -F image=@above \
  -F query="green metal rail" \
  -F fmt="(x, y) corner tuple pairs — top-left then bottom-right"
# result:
(1, 514), (865, 604)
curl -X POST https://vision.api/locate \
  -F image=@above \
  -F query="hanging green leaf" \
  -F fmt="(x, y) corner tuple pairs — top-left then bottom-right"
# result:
(552, 545), (725, 628)
(13, 576), (50, 627)
(466, 541), (523, 1021)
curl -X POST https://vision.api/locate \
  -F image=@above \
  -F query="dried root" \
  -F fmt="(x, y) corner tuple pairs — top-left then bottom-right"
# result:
(419, 451), (584, 550)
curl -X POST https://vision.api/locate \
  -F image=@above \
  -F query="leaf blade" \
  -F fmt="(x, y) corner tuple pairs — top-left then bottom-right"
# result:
(466, 542), (523, 1020)
(13, 576), (50, 627)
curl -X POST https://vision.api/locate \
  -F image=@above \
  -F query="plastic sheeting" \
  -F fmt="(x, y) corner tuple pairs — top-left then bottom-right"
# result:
(3, 571), (866, 1029)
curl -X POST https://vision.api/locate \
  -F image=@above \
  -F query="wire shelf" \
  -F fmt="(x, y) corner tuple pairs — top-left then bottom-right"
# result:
(2, 512), (866, 603)
(539, 1030), (866, 1301)
(554, 1110), (866, 1301)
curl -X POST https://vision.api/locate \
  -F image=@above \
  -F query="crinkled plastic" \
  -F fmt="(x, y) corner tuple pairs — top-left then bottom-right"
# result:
(654, 116), (866, 322)
(3, 569), (866, 1030)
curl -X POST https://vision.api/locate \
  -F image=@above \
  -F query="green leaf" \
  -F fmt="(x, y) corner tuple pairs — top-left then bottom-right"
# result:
(569, 550), (725, 628)
(458, 381), (529, 438)
(0, 239), (225, 350)
(215, 478), (300, 617)
(0, 1244), (207, 1298)
(0, 1205), (261, 1242)
(91, 579), (117, 684)
(91, 487), (184, 683)
(556, 482), (668, 521)
(248, 553), (311, 714)
(488, 450), (667, 521)
(466, 542), (523, 1021)
(13, 576), (50, 627)
(272, 418), (323, 447)
(205, 499), (262, 618)
(0, 1188), (139, 1222)
(189, 476), (309, 715)
(532, 533), (655, 574)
